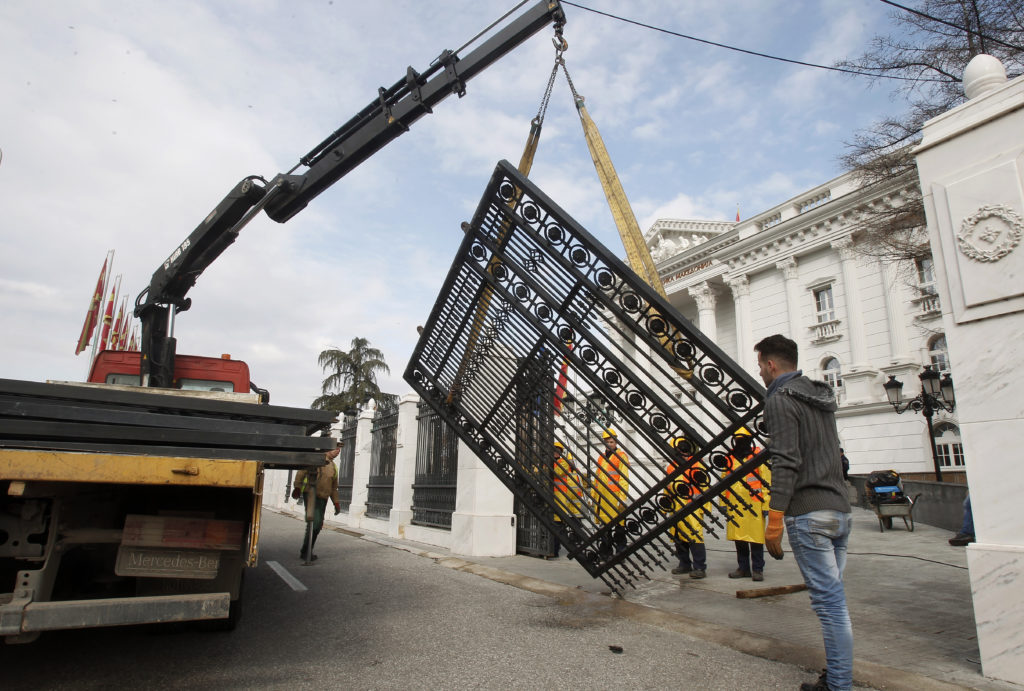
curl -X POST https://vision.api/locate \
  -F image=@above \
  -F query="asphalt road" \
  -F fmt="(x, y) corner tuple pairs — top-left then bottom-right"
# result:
(2, 511), (851, 690)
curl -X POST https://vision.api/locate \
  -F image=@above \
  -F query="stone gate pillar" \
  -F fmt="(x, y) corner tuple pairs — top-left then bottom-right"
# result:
(914, 54), (1024, 685)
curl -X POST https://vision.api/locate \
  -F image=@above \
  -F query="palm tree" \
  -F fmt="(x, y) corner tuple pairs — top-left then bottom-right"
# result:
(313, 337), (390, 413)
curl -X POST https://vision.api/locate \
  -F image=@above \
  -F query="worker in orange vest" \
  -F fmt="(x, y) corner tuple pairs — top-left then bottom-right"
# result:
(551, 441), (585, 558)
(592, 428), (629, 525)
(724, 428), (771, 581)
(664, 436), (707, 579)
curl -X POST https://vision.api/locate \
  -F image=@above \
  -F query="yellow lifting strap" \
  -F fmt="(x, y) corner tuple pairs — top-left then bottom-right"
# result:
(574, 99), (667, 299)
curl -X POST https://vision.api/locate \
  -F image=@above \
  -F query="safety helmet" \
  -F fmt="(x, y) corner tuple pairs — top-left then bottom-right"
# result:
(601, 428), (618, 439)
(553, 441), (564, 449)
(670, 436), (687, 449)
(734, 427), (752, 437)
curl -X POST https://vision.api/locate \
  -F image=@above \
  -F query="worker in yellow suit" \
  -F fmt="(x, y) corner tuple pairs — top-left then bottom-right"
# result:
(592, 428), (629, 525)
(664, 437), (707, 579)
(724, 428), (771, 581)
(551, 441), (585, 558)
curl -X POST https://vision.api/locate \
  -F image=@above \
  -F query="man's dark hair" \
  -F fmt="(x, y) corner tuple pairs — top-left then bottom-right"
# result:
(754, 334), (798, 368)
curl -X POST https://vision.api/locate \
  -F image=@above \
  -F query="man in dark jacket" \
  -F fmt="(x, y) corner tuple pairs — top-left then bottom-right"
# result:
(756, 334), (853, 691)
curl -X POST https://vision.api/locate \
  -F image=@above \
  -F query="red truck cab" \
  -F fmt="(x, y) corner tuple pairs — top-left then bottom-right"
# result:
(88, 350), (251, 394)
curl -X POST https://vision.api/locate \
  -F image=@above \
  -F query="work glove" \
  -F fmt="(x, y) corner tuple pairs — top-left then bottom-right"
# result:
(765, 509), (785, 560)
(291, 487), (301, 500)
(333, 501), (341, 516)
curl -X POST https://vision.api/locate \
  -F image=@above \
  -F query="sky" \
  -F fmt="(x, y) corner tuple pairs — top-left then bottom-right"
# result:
(0, 0), (919, 408)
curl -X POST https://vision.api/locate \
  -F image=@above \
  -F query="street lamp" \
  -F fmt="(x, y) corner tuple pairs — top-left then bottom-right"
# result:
(882, 365), (956, 482)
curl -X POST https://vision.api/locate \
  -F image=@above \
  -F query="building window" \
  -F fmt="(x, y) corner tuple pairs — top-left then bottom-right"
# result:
(916, 257), (936, 295)
(814, 285), (835, 323)
(933, 422), (965, 469)
(822, 357), (843, 393)
(928, 335), (949, 374)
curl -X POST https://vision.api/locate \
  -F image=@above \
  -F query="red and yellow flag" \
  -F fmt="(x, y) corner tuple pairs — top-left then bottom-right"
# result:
(75, 257), (108, 355)
(98, 286), (116, 351)
(110, 300), (126, 351)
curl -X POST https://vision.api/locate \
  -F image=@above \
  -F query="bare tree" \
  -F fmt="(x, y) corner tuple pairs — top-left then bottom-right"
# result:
(836, 0), (1024, 260)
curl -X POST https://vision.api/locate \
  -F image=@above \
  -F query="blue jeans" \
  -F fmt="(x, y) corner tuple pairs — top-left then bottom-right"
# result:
(960, 495), (974, 537)
(786, 510), (854, 691)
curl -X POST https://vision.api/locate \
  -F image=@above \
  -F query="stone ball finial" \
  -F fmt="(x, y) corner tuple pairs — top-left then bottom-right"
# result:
(963, 54), (1007, 99)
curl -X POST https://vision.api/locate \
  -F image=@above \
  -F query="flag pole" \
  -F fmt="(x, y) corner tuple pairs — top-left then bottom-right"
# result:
(86, 250), (115, 377)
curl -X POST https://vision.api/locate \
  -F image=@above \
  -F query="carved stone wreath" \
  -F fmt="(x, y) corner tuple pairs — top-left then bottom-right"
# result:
(956, 204), (1023, 262)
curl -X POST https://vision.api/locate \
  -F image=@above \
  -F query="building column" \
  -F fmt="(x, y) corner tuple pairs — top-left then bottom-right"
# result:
(388, 393), (419, 539)
(450, 440), (516, 557)
(727, 274), (752, 370)
(831, 237), (880, 405)
(687, 282), (718, 341)
(832, 237), (869, 369)
(915, 55), (1024, 684)
(776, 257), (803, 351)
(346, 405), (375, 529)
(880, 260), (915, 365)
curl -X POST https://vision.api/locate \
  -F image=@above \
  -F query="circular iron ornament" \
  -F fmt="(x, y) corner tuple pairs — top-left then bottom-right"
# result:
(638, 506), (659, 524)
(650, 414), (669, 432)
(612, 527), (628, 547)
(595, 268), (615, 289)
(535, 303), (553, 322)
(626, 390), (646, 410)
(957, 204), (1023, 262)
(569, 245), (591, 267)
(583, 549), (598, 564)
(727, 390), (753, 411)
(624, 518), (643, 536)
(646, 315), (668, 336)
(602, 368), (623, 387)
(545, 223), (566, 244)
(491, 264), (508, 281)
(498, 182), (515, 201)
(710, 453), (730, 471)
(597, 539), (613, 558)
(557, 325), (575, 343)
(673, 339), (696, 361)
(672, 480), (695, 499)
(656, 494), (675, 511)
(521, 201), (541, 222)
(699, 364), (723, 385)
(580, 346), (599, 365)
(512, 283), (530, 301)
(412, 370), (422, 382)
(690, 469), (711, 489)
(619, 291), (643, 313)
(470, 243), (487, 261)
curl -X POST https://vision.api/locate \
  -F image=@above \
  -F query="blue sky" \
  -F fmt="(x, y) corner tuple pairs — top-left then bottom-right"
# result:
(0, 0), (915, 407)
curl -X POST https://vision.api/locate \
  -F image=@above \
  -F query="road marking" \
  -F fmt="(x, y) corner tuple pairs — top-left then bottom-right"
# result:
(266, 560), (307, 591)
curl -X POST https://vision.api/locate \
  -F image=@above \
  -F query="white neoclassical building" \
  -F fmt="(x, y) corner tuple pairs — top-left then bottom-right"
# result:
(645, 170), (964, 482)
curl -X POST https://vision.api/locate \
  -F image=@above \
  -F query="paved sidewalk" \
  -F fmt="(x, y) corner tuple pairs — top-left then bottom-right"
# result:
(280, 505), (1018, 691)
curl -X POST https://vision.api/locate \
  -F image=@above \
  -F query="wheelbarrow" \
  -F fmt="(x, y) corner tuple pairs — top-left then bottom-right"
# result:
(871, 493), (921, 532)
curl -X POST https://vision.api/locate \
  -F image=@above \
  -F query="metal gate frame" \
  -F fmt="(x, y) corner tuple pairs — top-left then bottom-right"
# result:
(366, 399), (398, 520)
(405, 160), (770, 592)
(411, 401), (459, 529)
(337, 416), (357, 512)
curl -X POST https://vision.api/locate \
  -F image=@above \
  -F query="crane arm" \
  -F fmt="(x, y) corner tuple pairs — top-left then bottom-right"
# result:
(135, 1), (566, 388)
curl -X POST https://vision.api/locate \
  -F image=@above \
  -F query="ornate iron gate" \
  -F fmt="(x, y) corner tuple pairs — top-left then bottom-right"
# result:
(366, 399), (398, 520)
(411, 402), (459, 529)
(337, 416), (357, 511)
(405, 161), (770, 593)
(513, 349), (557, 556)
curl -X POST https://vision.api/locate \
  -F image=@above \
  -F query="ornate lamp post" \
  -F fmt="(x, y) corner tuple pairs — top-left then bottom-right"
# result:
(882, 365), (956, 482)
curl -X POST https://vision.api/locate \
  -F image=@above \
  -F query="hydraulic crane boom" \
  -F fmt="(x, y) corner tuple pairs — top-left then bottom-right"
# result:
(135, 1), (566, 388)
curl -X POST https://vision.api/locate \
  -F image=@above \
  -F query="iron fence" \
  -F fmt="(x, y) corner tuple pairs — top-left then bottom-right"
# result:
(405, 160), (770, 593)
(366, 398), (398, 520)
(411, 402), (459, 529)
(337, 416), (357, 511)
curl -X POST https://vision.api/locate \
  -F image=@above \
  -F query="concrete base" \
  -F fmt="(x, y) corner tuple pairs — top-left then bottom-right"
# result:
(967, 543), (1024, 684)
(450, 512), (516, 557)
(389, 508), (413, 539)
(403, 524), (452, 550)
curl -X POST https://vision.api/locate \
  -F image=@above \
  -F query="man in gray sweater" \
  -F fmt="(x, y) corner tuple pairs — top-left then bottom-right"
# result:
(755, 334), (853, 691)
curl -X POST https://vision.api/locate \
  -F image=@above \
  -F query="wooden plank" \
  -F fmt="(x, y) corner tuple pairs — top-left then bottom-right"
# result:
(735, 583), (807, 599)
